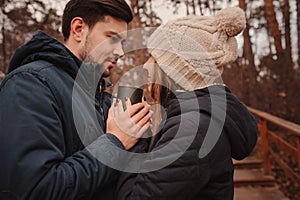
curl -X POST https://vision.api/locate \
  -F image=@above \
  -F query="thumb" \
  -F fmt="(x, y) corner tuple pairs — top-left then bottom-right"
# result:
(125, 97), (132, 109)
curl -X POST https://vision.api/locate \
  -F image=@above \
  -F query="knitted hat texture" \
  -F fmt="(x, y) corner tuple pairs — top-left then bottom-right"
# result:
(147, 7), (246, 90)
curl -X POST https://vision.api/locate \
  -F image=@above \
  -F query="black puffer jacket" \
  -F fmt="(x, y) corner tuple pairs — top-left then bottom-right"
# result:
(0, 30), (123, 199)
(117, 86), (258, 200)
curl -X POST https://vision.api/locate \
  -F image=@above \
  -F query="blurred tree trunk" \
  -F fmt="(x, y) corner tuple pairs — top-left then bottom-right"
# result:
(283, 0), (292, 63)
(211, 0), (216, 14)
(264, 0), (283, 55)
(282, 0), (300, 124)
(191, 0), (196, 15)
(148, 0), (154, 26)
(1, 11), (7, 73)
(239, 0), (255, 70)
(197, 0), (203, 15)
(297, 0), (300, 67)
(185, 0), (190, 15)
(130, 0), (144, 66)
(238, 0), (257, 106)
(1, 1), (7, 73)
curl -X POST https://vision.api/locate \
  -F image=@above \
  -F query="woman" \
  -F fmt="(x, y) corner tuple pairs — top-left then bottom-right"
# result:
(117, 7), (258, 200)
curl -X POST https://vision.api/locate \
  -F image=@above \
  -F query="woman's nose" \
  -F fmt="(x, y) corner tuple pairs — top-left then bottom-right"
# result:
(142, 64), (149, 71)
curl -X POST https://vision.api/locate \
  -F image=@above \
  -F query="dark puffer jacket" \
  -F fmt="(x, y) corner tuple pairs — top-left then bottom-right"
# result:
(117, 86), (258, 200)
(0, 30), (123, 199)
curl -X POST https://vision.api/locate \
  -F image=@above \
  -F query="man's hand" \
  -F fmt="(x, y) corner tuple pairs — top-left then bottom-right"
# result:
(106, 98), (152, 150)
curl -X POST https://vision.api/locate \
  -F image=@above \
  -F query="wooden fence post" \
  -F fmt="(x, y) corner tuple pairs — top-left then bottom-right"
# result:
(297, 137), (300, 170)
(260, 118), (272, 175)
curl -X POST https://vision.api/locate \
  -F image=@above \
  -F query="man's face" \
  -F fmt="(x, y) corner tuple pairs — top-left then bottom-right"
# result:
(79, 16), (128, 77)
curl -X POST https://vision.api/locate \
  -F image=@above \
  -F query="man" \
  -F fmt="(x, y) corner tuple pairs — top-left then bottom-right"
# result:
(0, 0), (151, 199)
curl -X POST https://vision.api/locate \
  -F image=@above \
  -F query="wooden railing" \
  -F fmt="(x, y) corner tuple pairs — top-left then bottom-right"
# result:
(248, 107), (300, 181)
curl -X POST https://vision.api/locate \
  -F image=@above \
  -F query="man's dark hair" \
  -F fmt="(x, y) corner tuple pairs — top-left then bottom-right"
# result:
(62, 0), (133, 41)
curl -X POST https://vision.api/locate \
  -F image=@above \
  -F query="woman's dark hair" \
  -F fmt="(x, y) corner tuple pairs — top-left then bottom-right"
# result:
(62, 0), (133, 41)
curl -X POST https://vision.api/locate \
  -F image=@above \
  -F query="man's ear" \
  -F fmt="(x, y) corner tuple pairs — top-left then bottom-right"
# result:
(70, 17), (87, 42)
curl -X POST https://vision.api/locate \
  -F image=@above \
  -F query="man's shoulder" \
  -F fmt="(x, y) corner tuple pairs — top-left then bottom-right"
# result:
(0, 60), (70, 99)
(9, 60), (55, 75)
(3, 60), (70, 85)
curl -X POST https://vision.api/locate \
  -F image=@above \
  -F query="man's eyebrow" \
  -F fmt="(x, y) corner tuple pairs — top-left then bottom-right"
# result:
(106, 31), (123, 40)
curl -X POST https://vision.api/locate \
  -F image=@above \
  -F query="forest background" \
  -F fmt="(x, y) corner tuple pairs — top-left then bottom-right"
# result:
(1, 0), (299, 124)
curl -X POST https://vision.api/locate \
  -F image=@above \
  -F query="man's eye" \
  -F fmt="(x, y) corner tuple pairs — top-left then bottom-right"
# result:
(110, 36), (119, 42)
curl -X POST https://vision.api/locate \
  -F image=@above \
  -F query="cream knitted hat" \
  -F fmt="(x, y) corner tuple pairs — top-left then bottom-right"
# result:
(147, 7), (246, 91)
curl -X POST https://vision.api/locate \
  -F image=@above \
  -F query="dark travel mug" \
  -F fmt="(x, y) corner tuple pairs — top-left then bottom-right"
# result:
(117, 86), (143, 110)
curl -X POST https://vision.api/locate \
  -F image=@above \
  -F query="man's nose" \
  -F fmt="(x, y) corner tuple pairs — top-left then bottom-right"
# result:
(113, 43), (124, 58)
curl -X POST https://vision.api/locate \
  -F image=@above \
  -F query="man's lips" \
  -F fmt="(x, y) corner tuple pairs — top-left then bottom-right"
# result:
(108, 59), (117, 66)
(108, 61), (116, 68)
(102, 59), (117, 69)
(103, 57), (117, 64)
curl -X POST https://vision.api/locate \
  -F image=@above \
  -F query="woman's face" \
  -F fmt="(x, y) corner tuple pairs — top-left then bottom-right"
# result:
(143, 56), (156, 85)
